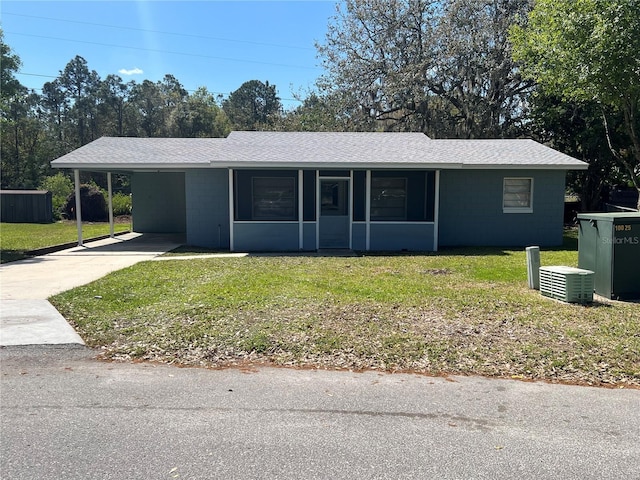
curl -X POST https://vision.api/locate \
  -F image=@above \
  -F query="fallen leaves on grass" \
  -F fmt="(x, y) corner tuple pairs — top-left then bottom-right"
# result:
(50, 254), (639, 388)
(74, 300), (640, 388)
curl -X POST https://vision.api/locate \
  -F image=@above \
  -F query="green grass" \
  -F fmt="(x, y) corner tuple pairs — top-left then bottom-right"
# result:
(0, 221), (131, 263)
(50, 230), (640, 388)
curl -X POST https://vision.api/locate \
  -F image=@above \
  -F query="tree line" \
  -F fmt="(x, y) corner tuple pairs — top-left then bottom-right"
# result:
(316, 0), (639, 210)
(1, 0), (638, 211)
(0, 35), (285, 191)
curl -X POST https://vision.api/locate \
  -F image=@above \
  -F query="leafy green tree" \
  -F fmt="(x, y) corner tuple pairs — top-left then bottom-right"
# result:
(129, 75), (193, 137)
(1, 31), (51, 188)
(511, 0), (640, 209)
(157, 74), (188, 135)
(159, 74), (188, 109)
(277, 92), (373, 132)
(223, 80), (282, 130)
(0, 29), (24, 108)
(129, 79), (164, 137)
(317, 0), (533, 137)
(98, 74), (134, 136)
(1, 90), (48, 188)
(39, 172), (74, 219)
(40, 80), (68, 148)
(58, 56), (101, 146)
(530, 94), (625, 211)
(177, 87), (231, 137)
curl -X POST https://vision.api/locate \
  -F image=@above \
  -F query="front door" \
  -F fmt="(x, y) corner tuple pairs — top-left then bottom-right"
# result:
(319, 179), (350, 248)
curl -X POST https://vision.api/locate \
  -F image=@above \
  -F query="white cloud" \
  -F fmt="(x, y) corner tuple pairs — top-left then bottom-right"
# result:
(118, 68), (144, 76)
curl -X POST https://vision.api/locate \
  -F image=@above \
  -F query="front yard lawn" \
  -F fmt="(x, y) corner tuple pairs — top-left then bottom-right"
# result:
(0, 221), (130, 263)
(50, 236), (640, 388)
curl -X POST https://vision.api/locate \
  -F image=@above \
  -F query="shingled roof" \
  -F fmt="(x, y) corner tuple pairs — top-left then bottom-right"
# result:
(51, 131), (588, 171)
(50, 137), (223, 169)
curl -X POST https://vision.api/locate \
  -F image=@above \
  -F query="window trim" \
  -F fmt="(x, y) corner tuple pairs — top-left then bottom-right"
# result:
(503, 177), (534, 214)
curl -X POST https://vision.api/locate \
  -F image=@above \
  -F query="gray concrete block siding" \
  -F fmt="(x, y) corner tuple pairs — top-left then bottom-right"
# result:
(233, 223), (300, 251)
(438, 169), (566, 247)
(370, 222), (434, 252)
(132, 172), (186, 233)
(129, 168), (567, 252)
(185, 169), (229, 249)
(370, 223), (435, 251)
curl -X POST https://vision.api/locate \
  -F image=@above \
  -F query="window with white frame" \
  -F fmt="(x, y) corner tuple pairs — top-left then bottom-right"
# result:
(371, 177), (407, 220)
(503, 177), (533, 213)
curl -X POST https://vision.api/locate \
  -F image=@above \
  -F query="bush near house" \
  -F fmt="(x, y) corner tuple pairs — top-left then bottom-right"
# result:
(111, 192), (132, 216)
(63, 184), (107, 221)
(36, 174), (130, 220)
(39, 173), (74, 220)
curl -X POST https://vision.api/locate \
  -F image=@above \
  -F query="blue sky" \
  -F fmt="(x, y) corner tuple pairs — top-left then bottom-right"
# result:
(2, 1), (340, 109)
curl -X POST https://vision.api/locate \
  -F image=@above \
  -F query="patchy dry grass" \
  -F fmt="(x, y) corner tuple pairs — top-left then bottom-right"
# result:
(50, 239), (640, 388)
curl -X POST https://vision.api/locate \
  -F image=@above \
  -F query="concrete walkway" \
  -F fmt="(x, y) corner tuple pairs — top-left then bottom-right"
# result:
(0, 233), (183, 346)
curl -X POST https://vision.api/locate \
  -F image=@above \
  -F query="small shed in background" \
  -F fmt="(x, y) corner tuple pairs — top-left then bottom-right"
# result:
(1, 190), (53, 223)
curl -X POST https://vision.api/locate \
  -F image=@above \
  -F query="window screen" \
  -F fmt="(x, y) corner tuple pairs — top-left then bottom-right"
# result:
(371, 177), (407, 220)
(252, 177), (296, 220)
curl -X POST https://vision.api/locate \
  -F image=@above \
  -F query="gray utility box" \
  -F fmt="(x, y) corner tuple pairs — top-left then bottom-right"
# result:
(539, 266), (594, 303)
(577, 212), (640, 300)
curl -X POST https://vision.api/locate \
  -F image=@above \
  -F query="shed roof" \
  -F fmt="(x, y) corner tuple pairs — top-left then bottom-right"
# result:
(51, 131), (588, 171)
(0, 190), (51, 195)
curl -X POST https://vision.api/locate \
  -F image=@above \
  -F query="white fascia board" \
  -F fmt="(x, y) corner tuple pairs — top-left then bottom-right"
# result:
(460, 163), (588, 170)
(212, 162), (465, 170)
(51, 163), (208, 171)
(51, 161), (587, 171)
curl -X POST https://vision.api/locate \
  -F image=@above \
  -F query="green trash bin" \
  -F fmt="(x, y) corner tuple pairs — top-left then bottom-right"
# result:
(577, 212), (640, 300)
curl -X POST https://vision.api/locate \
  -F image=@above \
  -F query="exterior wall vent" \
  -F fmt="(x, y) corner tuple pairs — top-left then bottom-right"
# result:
(539, 266), (594, 303)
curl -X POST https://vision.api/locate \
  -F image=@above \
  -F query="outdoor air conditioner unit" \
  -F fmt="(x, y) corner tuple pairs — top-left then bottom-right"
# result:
(539, 266), (595, 303)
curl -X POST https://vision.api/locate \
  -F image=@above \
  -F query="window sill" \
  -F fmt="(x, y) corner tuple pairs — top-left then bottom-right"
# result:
(503, 208), (533, 214)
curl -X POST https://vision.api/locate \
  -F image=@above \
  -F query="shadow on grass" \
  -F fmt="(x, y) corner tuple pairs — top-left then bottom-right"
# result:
(0, 250), (29, 264)
(0, 230), (136, 264)
(165, 229), (580, 259)
(167, 245), (227, 255)
(439, 228), (579, 256)
(167, 245), (515, 258)
(583, 301), (613, 309)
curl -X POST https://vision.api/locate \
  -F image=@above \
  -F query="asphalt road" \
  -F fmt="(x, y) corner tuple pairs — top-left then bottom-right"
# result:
(1, 346), (638, 480)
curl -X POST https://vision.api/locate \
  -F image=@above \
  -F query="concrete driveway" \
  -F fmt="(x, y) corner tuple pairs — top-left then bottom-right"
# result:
(0, 233), (182, 346)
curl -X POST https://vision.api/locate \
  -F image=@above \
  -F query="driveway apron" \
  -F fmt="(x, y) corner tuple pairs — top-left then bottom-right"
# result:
(0, 233), (182, 346)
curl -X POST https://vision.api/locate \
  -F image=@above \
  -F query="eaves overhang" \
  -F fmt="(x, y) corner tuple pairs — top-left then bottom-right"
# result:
(459, 163), (589, 170)
(51, 161), (588, 171)
(51, 162), (208, 171)
(215, 161), (464, 170)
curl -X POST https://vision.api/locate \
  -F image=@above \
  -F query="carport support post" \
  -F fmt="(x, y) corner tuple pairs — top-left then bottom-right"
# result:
(107, 172), (114, 237)
(74, 169), (83, 246)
